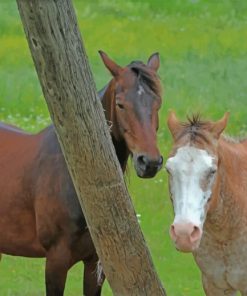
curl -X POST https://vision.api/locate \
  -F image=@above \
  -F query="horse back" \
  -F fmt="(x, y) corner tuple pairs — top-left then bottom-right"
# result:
(0, 122), (41, 185)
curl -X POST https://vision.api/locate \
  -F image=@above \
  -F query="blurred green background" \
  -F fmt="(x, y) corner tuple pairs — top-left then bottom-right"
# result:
(0, 0), (247, 295)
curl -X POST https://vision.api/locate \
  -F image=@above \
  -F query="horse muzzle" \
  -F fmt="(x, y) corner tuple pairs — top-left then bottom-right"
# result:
(134, 154), (163, 178)
(169, 222), (202, 253)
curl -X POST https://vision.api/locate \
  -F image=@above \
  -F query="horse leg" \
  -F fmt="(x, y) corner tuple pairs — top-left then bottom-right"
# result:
(83, 256), (105, 296)
(202, 274), (237, 296)
(45, 241), (71, 296)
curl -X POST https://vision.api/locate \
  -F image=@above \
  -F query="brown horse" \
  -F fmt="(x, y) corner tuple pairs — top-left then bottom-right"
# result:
(166, 111), (247, 295)
(0, 51), (163, 295)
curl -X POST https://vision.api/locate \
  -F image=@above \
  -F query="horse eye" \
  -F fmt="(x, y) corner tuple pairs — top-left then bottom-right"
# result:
(210, 168), (217, 175)
(116, 102), (124, 110)
(208, 168), (217, 178)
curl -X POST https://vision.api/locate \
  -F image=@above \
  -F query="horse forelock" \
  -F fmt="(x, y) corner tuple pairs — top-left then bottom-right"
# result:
(177, 114), (212, 144)
(127, 61), (161, 98)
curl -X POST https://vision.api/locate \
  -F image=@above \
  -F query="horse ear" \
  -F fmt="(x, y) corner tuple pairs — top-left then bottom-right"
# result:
(147, 52), (160, 72)
(167, 110), (182, 140)
(98, 50), (122, 77)
(210, 112), (230, 139)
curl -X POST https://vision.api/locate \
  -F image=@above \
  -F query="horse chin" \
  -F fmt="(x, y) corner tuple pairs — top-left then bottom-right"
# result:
(174, 239), (201, 253)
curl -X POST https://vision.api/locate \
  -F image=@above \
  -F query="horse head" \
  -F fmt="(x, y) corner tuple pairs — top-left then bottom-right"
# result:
(166, 111), (229, 252)
(99, 51), (163, 178)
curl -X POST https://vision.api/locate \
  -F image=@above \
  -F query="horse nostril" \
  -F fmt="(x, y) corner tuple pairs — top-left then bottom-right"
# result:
(137, 155), (148, 167)
(190, 226), (201, 242)
(170, 224), (177, 241)
(158, 156), (163, 166)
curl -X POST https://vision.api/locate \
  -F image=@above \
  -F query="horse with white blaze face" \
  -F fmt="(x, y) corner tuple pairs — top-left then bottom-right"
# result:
(166, 111), (247, 296)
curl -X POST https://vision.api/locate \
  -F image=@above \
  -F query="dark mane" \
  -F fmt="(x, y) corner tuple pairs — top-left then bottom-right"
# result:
(128, 61), (162, 98)
(179, 113), (211, 143)
(183, 114), (210, 129)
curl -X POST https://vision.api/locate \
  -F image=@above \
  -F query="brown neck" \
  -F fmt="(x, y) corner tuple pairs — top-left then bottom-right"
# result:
(100, 80), (130, 171)
(206, 138), (247, 239)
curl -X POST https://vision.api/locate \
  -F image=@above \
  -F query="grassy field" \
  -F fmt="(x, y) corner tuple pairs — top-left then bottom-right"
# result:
(0, 0), (247, 295)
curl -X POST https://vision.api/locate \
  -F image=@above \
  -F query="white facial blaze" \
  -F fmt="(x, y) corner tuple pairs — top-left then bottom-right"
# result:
(166, 146), (216, 228)
(137, 85), (145, 96)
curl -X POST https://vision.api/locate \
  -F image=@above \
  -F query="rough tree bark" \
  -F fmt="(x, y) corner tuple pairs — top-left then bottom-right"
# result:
(16, 0), (166, 295)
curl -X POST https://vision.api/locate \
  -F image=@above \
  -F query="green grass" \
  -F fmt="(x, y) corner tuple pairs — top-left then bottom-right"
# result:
(0, 0), (247, 295)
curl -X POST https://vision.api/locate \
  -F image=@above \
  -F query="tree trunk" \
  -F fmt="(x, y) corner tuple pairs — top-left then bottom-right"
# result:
(16, 0), (166, 295)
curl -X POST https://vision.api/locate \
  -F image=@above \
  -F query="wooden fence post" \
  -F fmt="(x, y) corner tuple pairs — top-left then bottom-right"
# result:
(16, 0), (166, 294)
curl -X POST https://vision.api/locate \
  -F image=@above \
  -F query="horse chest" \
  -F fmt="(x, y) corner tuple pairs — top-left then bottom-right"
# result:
(194, 232), (247, 291)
